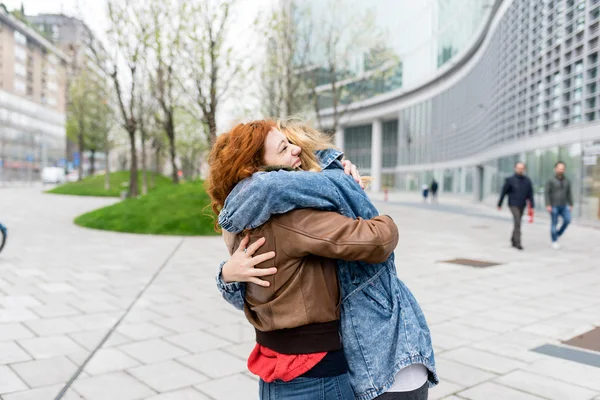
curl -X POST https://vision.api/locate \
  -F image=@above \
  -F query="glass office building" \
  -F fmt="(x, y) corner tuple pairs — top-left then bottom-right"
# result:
(319, 0), (600, 223)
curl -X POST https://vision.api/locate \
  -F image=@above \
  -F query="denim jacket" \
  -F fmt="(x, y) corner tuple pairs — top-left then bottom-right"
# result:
(216, 149), (438, 400)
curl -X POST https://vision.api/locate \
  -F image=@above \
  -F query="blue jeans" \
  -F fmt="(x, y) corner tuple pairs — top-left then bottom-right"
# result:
(551, 205), (571, 242)
(259, 374), (355, 400)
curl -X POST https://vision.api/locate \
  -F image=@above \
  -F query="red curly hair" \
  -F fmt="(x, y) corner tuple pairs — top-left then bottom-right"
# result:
(206, 120), (277, 230)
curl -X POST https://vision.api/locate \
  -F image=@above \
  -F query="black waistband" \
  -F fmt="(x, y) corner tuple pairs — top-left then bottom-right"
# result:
(255, 320), (342, 355)
(300, 349), (348, 378)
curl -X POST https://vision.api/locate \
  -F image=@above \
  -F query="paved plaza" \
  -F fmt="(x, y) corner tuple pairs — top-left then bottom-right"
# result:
(1, 188), (599, 400)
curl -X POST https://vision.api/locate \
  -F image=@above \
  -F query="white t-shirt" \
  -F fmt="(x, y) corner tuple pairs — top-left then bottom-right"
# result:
(387, 363), (428, 392)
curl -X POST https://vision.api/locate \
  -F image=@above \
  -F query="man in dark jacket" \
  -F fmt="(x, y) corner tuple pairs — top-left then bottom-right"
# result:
(430, 179), (439, 203)
(497, 162), (535, 250)
(545, 161), (573, 249)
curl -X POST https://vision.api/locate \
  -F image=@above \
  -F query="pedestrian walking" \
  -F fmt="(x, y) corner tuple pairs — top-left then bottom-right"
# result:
(430, 179), (439, 203)
(497, 162), (535, 250)
(545, 161), (573, 249)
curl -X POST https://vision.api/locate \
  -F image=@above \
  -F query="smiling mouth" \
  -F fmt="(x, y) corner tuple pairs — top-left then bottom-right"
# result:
(294, 160), (302, 169)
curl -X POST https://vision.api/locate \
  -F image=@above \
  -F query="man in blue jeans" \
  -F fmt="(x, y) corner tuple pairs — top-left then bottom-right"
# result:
(545, 161), (573, 249)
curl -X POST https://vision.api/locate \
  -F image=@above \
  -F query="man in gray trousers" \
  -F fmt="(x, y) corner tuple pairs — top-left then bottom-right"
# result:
(545, 161), (573, 249)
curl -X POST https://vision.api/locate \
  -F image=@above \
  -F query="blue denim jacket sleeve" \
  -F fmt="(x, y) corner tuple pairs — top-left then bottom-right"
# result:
(218, 170), (344, 233)
(216, 261), (246, 311)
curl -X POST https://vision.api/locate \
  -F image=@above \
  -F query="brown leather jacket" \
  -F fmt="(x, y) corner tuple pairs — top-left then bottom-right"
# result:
(223, 209), (398, 352)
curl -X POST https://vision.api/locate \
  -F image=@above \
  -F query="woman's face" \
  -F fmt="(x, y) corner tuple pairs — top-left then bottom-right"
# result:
(263, 128), (302, 169)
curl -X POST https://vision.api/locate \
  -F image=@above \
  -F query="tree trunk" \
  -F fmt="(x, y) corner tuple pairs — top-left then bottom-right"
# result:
(207, 114), (217, 146)
(77, 126), (84, 181)
(152, 146), (159, 188)
(104, 134), (111, 190)
(90, 150), (96, 176)
(166, 117), (179, 184)
(141, 127), (148, 195)
(128, 128), (139, 198)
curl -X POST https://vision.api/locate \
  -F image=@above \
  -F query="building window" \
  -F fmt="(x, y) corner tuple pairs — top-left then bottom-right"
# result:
(14, 63), (26, 77)
(14, 31), (27, 46)
(15, 47), (27, 61)
(382, 120), (398, 168)
(345, 125), (372, 170)
(14, 80), (26, 93)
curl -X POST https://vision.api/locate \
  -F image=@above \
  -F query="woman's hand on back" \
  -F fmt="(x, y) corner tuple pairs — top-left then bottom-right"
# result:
(342, 159), (365, 190)
(221, 235), (277, 287)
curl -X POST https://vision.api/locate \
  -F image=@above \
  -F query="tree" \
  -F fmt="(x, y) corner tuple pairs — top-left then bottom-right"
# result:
(183, 0), (242, 146)
(147, 0), (186, 183)
(175, 108), (208, 179)
(258, 0), (312, 117)
(96, 0), (150, 198)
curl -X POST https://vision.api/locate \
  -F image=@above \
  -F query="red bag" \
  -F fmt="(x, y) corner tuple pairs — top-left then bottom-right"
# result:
(527, 201), (534, 223)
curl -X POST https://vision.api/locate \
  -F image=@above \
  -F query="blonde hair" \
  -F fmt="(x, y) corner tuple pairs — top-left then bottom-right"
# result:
(277, 117), (336, 172)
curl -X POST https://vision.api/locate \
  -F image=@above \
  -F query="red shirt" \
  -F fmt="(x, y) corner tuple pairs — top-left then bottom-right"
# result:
(247, 344), (327, 383)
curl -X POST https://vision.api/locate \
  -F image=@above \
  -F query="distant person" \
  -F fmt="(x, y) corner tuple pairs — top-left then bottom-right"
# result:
(497, 162), (534, 250)
(422, 184), (429, 202)
(430, 179), (439, 203)
(545, 161), (573, 249)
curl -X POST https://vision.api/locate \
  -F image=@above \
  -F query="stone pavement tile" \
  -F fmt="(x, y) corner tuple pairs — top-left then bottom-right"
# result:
(118, 339), (189, 364)
(195, 373), (258, 400)
(38, 283), (76, 293)
(145, 388), (211, 400)
(30, 304), (81, 318)
(67, 350), (91, 365)
(222, 342), (254, 361)
(164, 331), (230, 354)
(430, 322), (497, 341)
(116, 322), (174, 341)
(428, 381), (465, 400)
(2, 384), (62, 400)
(32, 293), (82, 306)
(149, 303), (204, 319)
(204, 323), (255, 344)
(127, 360), (209, 392)
(101, 332), (132, 348)
(458, 382), (545, 400)
(122, 307), (165, 324)
(495, 370), (597, 400)
(18, 335), (85, 359)
(24, 317), (82, 336)
(83, 348), (141, 375)
(0, 324), (35, 342)
(68, 329), (108, 351)
(440, 348), (526, 374)
(521, 357), (600, 391)
(469, 335), (548, 363)
(143, 292), (185, 305)
(71, 371), (156, 400)
(177, 349), (247, 379)
(0, 295), (43, 308)
(70, 301), (120, 314)
(455, 315), (521, 333)
(153, 316), (215, 333)
(68, 312), (120, 331)
(0, 309), (40, 323)
(429, 332), (471, 352)
(0, 365), (28, 395)
(10, 355), (77, 388)
(434, 358), (497, 387)
(0, 342), (32, 364)
(192, 309), (246, 327)
(440, 397), (463, 400)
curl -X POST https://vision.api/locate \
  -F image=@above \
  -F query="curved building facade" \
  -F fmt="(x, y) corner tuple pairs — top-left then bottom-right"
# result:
(324, 0), (600, 223)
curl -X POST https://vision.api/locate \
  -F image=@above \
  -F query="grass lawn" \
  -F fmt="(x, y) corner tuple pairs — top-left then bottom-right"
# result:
(74, 180), (219, 236)
(47, 171), (172, 197)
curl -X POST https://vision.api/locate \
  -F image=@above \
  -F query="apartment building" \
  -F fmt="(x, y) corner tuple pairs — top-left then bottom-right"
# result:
(0, 8), (69, 181)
